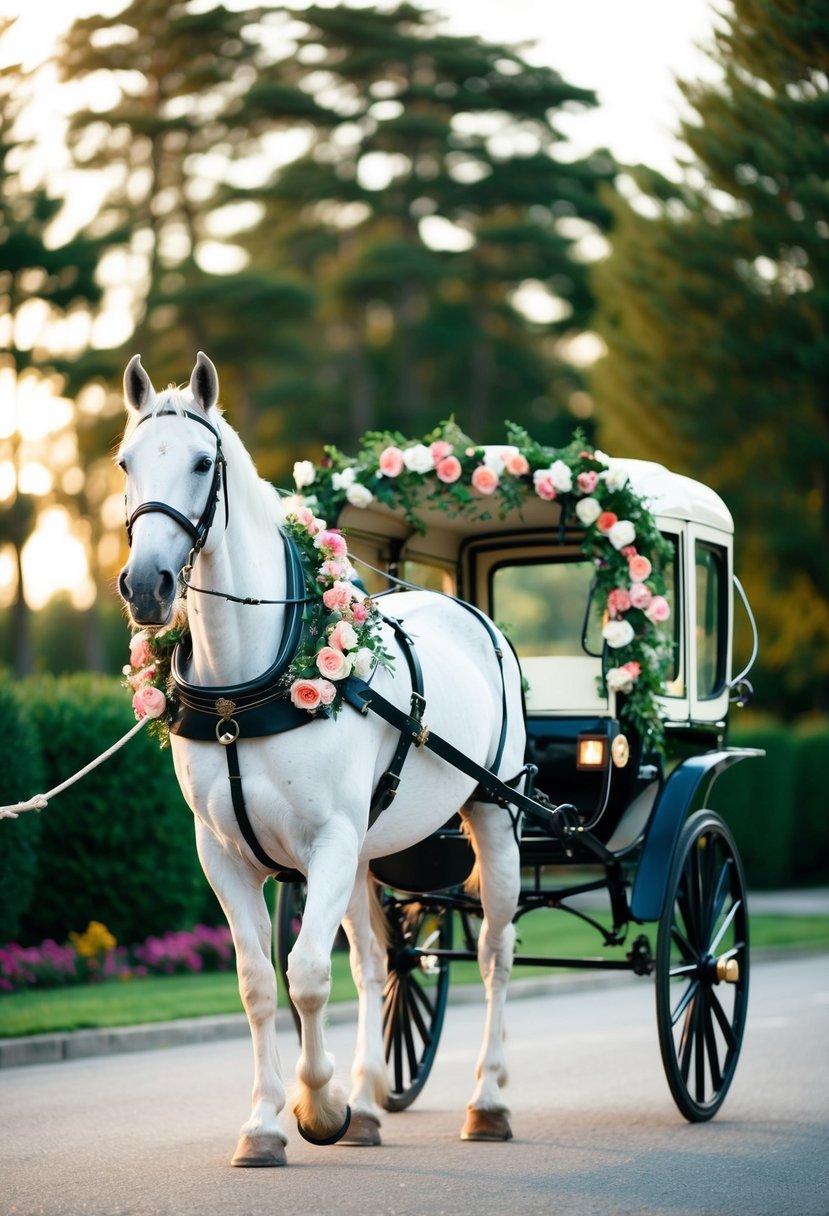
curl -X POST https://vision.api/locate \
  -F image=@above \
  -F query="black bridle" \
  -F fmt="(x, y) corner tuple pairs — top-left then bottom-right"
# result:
(124, 408), (228, 556)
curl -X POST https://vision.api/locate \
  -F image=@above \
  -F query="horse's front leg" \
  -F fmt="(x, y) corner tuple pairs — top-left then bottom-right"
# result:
(287, 827), (359, 1144)
(195, 822), (287, 1167)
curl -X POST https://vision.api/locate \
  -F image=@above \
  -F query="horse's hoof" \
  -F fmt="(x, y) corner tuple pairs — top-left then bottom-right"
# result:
(297, 1104), (352, 1146)
(460, 1108), (513, 1142)
(231, 1133), (288, 1167)
(338, 1113), (382, 1147)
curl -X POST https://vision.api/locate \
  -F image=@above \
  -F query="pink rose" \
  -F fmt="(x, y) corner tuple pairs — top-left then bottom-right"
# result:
(316, 646), (349, 680)
(471, 465), (499, 495)
(132, 685), (167, 720)
(319, 558), (350, 581)
(430, 440), (453, 463)
(621, 545), (637, 559)
(607, 588), (632, 616)
(505, 452), (530, 476)
(628, 554), (652, 581)
(129, 633), (151, 669)
(351, 601), (369, 623)
(629, 582), (653, 610)
(314, 529), (348, 559)
(317, 679), (337, 705)
(322, 581), (355, 612)
(623, 661), (641, 678)
(577, 471), (599, 494)
(290, 679), (322, 711)
(534, 474), (556, 502)
(436, 456), (462, 484)
(378, 446), (405, 477)
(645, 595), (670, 623)
(328, 619), (358, 651)
(597, 511), (618, 533)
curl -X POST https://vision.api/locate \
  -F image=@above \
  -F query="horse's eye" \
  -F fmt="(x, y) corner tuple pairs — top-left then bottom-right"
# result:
(195, 456), (213, 474)
(117, 458), (127, 473)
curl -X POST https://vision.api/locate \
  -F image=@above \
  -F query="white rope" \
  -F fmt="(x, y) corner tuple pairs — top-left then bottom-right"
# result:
(0, 717), (151, 820)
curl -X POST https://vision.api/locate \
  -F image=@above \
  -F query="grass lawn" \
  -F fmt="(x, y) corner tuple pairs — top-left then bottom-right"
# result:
(2, 911), (827, 1040)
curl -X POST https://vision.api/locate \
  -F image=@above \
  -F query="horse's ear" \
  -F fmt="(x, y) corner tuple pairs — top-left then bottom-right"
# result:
(189, 351), (219, 414)
(124, 354), (154, 413)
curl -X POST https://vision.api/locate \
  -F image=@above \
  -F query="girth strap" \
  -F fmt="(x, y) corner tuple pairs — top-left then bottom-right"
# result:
(225, 738), (284, 872)
(367, 616), (426, 828)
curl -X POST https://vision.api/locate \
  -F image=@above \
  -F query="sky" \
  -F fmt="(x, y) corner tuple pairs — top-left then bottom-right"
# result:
(1, 0), (723, 608)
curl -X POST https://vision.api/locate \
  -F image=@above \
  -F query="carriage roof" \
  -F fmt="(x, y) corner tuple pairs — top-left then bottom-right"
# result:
(337, 456), (733, 565)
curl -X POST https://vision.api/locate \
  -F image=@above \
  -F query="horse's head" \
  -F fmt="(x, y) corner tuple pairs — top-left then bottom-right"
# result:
(117, 351), (225, 626)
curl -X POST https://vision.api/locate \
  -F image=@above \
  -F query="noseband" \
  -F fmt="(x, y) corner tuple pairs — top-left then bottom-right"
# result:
(124, 408), (227, 556)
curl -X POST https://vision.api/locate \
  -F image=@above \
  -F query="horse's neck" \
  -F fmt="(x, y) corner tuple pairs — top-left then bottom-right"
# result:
(185, 514), (288, 688)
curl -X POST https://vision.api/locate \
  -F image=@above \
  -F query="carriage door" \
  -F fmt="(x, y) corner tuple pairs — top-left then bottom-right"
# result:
(688, 525), (732, 723)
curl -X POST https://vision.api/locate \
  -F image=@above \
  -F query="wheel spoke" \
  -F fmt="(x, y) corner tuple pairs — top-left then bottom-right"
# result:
(672, 977), (699, 1028)
(670, 921), (696, 964)
(694, 996), (706, 1102)
(405, 979), (433, 1046)
(679, 993), (697, 1082)
(709, 899), (741, 957)
(701, 995), (723, 1092)
(709, 987), (738, 1053)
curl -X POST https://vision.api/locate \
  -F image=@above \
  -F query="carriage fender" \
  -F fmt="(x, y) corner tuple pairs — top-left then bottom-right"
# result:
(629, 747), (765, 924)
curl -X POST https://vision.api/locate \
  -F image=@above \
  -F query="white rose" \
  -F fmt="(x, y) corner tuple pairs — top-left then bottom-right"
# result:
(345, 482), (373, 508)
(575, 496), (601, 525)
(550, 459), (573, 493)
(402, 444), (434, 474)
(351, 648), (376, 679)
(603, 464), (629, 492)
(593, 449), (611, 467)
(608, 519), (636, 550)
(483, 450), (506, 475)
(605, 665), (635, 694)
(602, 619), (635, 649)
(332, 467), (356, 491)
(293, 460), (316, 489)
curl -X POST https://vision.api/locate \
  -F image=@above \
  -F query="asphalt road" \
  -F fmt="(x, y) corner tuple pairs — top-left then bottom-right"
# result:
(2, 953), (828, 1216)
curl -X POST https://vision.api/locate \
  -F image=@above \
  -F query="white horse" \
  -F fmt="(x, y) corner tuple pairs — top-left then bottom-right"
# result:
(117, 352), (526, 1166)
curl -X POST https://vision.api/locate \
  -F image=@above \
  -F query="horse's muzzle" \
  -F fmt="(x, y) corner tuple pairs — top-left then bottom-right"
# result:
(118, 564), (177, 626)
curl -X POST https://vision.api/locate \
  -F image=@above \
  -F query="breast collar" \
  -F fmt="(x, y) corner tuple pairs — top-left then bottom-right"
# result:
(169, 529), (322, 742)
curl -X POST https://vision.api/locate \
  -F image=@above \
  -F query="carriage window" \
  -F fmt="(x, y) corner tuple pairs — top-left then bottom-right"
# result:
(399, 561), (455, 595)
(695, 542), (726, 698)
(659, 535), (684, 696)
(491, 560), (599, 657)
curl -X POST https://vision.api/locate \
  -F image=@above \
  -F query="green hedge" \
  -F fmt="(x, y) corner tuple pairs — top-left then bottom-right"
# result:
(791, 721), (829, 884)
(10, 674), (212, 946)
(709, 721), (798, 888)
(0, 680), (45, 942)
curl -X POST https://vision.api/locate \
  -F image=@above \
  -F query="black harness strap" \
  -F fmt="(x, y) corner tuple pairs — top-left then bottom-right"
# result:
(225, 737), (284, 871)
(367, 616), (426, 828)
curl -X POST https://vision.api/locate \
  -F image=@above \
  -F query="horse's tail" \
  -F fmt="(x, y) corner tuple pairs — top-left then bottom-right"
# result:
(459, 811), (482, 898)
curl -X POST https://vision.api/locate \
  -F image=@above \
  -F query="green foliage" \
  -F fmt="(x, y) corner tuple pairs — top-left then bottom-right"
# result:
(591, 0), (829, 715)
(0, 680), (45, 942)
(710, 720), (797, 888)
(17, 674), (206, 946)
(791, 720), (829, 883)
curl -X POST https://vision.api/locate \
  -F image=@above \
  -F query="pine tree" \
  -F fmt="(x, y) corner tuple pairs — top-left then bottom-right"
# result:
(591, 0), (829, 711)
(234, 3), (615, 451)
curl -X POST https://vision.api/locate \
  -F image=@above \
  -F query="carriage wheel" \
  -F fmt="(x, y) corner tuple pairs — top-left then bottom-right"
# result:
(383, 895), (452, 1112)
(655, 810), (749, 1121)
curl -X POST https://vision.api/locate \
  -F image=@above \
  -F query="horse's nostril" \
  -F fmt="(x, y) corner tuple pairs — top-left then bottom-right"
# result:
(118, 569), (131, 602)
(157, 569), (176, 601)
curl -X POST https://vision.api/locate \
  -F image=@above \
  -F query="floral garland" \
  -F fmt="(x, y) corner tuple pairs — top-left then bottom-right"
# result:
(293, 421), (674, 750)
(124, 509), (393, 746)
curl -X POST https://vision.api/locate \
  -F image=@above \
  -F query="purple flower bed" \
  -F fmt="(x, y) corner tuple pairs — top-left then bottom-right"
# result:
(0, 924), (235, 994)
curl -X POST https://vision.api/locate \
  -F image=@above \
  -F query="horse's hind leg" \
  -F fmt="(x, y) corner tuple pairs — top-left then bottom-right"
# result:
(195, 824), (287, 1167)
(286, 834), (359, 1144)
(460, 802), (520, 1141)
(339, 867), (389, 1145)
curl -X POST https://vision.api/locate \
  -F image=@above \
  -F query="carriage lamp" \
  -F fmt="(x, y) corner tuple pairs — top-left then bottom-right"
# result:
(577, 734), (608, 770)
